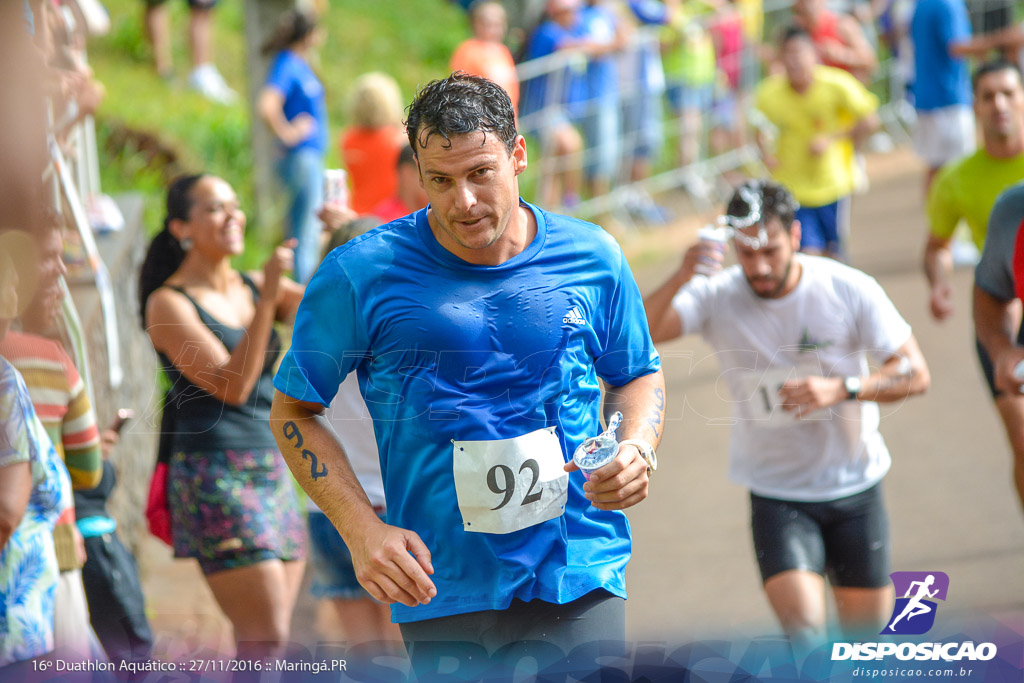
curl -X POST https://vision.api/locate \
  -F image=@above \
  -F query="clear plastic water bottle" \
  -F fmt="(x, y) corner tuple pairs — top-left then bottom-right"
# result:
(573, 412), (623, 479)
(694, 226), (728, 276)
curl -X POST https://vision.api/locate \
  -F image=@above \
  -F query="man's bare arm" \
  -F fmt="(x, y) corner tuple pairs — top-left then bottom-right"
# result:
(270, 390), (436, 607)
(779, 336), (929, 413)
(856, 335), (930, 403)
(565, 370), (667, 511)
(974, 284), (1024, 393)
(924, 233), (955, 320)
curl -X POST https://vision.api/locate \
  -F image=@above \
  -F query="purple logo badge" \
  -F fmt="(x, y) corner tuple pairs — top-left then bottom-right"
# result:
(881, 571), (950, 635)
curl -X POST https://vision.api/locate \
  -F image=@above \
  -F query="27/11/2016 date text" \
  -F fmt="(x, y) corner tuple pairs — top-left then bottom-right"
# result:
(34, 658), (348, 675)
(191, 658), (349, 673)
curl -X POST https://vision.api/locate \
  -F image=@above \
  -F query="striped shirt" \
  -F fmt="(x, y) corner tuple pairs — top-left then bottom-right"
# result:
(0, 330), (102, 489)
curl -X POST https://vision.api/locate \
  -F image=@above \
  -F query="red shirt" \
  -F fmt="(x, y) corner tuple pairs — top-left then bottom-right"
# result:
(1013, 218), (1024, 301)
(807, 10), (850, 73)
(709, 13), (745, 91)
(450, 39), (520, 115)
(339, 126), (403, 214)
(370, 196), (414, 223)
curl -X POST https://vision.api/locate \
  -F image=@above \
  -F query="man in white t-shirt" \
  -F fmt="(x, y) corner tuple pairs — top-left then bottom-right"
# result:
(644, 180), (930, 653)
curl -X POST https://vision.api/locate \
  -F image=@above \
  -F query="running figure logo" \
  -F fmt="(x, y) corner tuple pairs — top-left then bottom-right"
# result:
(882, 571), (950, 635)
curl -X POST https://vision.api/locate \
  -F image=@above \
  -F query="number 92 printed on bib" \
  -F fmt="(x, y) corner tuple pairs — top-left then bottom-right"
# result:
(452, 427), (569, 534)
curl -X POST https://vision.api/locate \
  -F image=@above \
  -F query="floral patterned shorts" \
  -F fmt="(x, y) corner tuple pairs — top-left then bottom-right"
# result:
(168, 448), (306, 575)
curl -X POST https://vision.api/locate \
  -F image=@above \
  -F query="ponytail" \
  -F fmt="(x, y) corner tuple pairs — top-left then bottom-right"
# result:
(137, 173), (206, 327)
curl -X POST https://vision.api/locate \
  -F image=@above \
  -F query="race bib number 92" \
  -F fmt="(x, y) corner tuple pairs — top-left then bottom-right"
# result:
(452, 427), (569, 534)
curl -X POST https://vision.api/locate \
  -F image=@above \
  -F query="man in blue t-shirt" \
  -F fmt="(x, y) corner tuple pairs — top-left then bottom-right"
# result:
(579, 0), (625, 196)
(271, 72), (664, 678)
(910, 0), (975, 190)
(520, 0), (587, 208)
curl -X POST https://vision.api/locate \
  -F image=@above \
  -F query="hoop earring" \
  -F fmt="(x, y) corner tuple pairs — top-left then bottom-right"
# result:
(180, 237), (194, 252)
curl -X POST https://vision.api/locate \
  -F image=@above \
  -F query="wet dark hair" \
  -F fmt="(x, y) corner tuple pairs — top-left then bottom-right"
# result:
(405, 71), (518, 156)
(137, 173), (206, 326)
(972, 59), (1023, 93)
(778, 24), (812, 49)
(261, 9), (318, 56)
(726, 179), (798, 232)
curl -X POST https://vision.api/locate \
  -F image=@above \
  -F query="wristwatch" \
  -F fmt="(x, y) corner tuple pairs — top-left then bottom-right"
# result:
(844, 376), (863, 401)
(619, 439), (657, 474)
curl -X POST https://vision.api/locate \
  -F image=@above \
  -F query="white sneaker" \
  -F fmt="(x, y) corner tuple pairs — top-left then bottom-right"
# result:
(187, 64), (238, 105)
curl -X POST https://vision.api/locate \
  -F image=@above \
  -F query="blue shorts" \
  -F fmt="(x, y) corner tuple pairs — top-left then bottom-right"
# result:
(666, 82), (714, 113)
(581, 96), (620, 182)
(308, 509), (386, 601)
(712, 91), (739, 130)
(621, 91), (663, 160)
(796, 197), (850, 256)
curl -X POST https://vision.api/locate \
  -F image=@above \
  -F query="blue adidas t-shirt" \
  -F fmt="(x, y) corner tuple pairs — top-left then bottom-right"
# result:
(273, 202), (661, 623)
(264, 50), (328, 154)
(910, 0), (972, 111)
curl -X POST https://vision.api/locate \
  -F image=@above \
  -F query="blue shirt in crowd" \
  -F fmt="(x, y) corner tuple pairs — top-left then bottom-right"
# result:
(263, 50), (328, 154)
(580, 3), (620, 102)
(274, 203), (661, 623)
(910, 0), (972, 111)
(521, 19), (588, 120)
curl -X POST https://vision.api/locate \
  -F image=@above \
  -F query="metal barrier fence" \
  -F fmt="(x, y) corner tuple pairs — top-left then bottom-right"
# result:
(514, 0), (922, 226)
(38, 0), (123, 396)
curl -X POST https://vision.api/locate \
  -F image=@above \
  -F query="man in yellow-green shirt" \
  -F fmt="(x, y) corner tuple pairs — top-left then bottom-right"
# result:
(925, 60), (1024, 324)
(753, 26), (879, 259)
(927, 61), (1024, 517)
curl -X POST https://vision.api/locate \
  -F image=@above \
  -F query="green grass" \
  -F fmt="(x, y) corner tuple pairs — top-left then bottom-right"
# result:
(89, 0), (471, 268)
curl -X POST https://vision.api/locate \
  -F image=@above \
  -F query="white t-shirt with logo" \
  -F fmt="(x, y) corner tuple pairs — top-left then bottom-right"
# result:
(672, 254), (912, 502)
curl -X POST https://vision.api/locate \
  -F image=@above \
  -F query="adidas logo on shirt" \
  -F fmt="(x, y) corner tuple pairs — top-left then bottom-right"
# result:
(562, 306), (587, 325)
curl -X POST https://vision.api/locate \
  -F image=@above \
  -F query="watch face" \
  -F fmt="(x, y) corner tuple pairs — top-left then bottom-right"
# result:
(845, 377), (862, 395)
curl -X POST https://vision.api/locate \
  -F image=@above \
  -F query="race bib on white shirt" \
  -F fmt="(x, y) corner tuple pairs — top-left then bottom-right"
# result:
(737, 366), (807, 428)
(452, 427), (569, 534)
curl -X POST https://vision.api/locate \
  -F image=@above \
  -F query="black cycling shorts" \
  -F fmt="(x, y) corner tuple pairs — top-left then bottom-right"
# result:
(750, 483), (890, 588)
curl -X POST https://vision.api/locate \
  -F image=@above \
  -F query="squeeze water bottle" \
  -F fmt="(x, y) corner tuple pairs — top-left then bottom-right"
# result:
(573, 412), (623, 479)
(694, 225), (728, 276)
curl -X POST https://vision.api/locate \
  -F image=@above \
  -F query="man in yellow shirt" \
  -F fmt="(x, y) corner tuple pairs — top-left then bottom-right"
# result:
(925, 60), (1024, 323)
(753, 25), (879, 260)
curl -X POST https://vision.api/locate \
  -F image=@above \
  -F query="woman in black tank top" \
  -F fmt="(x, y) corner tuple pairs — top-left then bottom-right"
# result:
(139, 174), (307, 659)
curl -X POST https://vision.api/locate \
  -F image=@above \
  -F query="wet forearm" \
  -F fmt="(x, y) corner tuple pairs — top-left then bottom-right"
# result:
(270, 392), (379, 539)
